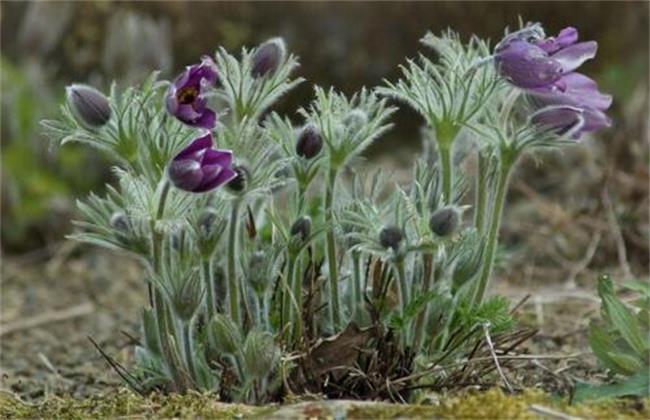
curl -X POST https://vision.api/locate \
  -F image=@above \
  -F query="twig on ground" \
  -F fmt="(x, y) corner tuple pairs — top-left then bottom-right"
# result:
(0, 302), (94, 336)
(529, 404), (582, 420)
(483, 324), (513, 392)
(564, 232), (601, 287)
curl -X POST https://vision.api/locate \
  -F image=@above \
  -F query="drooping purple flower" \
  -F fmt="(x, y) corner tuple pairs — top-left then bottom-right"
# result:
(166, 56), (218, 129)
(495, 26), (597, 89)
(168, 133), (236, 193)
(529, 72), (612, 138)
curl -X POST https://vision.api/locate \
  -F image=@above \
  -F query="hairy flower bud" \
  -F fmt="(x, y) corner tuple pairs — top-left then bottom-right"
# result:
(171, 273), (203, 322)
(226, 165), (250, 194)
(343, 109), (368, 134)
(243, 330), (279, 378)
(209, 314), (242, 354)
(290, 216), (312, 241)
(295, 123), (323, 159)
(199, 208), (218, 235)
(379, 225), (404, 251)
(429, 207), (460, 237)
(251, 37), (286, 78)
(248, 251), (269, 295)
(110, 212), (130, 232)
(66, 84), (111, 128)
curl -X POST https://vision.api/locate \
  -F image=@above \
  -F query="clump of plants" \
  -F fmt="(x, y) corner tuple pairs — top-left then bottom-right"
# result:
(43, 22), (613, 403)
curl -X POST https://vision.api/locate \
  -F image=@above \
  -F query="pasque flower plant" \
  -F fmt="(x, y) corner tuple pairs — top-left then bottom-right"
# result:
(43, 22), (611, 403)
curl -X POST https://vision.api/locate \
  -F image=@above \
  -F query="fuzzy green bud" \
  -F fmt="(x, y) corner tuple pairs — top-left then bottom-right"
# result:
(243, 330), (279, 378)
(343, 109), (368, 134)
(209, 313), (242, 355)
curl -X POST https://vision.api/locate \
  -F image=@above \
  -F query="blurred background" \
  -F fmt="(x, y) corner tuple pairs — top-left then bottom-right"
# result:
(0, 1), (648, 400)
(1, 1), (648, 280)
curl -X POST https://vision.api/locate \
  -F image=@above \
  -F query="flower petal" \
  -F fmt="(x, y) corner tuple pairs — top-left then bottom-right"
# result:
(168, 159), (204, 191)
(192, 108), (217, 129)
(174, 134), (213, 161)
(551, 41), (597, 72)
(495, 40), (564, 88)
(202, 148), (233, 168)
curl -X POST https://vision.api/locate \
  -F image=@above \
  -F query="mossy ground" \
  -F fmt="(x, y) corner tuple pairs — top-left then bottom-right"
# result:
(2, 388), (648, 419)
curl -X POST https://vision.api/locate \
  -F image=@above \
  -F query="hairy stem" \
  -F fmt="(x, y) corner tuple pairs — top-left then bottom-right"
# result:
(350, 250), (362, 318)
(150, 181), (183, 388)
(227, 198), (242, 326)
(472, 154), (515, 307)
(439, 143), (453, 204)
(290, 253), (304, 343)
(201, 259), (217, 320)
(282, 253), (296, 343)
(394, 257), (409, 315)
(413, 253), (434, 351)
(474, 151), (489, 234)
(324, 166), (342, 328)
(181, 319), (197, 384)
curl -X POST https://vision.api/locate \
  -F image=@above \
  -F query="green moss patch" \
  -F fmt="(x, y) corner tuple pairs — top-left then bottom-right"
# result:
(2, 388), (648, 419)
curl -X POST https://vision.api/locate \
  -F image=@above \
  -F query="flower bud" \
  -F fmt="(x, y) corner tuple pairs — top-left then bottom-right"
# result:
(251, 37), (286, 78)
(199, 208), (218, 235)
(295, 124), (323, 159)
(429, 207), (460, 237)
(66, 84), (111, 128)
(226, 164), (250, 194)
(209, 314), (242, 354)
(379, 225), (404, 251)
(243, 330), (279, 378)
(110, 212), (130, 232)
(171, 274), (203, 322)
(248, 251), (269, 295)
(343, 109), (368, 133)
(290, 216), (312, 241)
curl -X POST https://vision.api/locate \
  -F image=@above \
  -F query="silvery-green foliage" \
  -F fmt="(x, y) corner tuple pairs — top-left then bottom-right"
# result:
(213, 45), (304, 122)
(216, 119), (290, 196)
(299, 87), (396, 168)
(378, 31), (501, 138)
(155, 243), (204, 322)
(264, 113), (322, 193)
(468, 87), (576, 160)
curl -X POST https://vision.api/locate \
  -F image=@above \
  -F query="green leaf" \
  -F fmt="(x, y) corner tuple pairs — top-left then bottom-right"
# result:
(573, 372), (650, 403)
(598, 275), (647, 355)
(623, 280), (650, 298)
(588, 322), (631, 375)
(605, 351), (644, 374)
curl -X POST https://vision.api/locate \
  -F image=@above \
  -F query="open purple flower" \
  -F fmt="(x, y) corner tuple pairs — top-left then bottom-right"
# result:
(529, 69), (612, 138)
(495, 26), (597, 89)
(166, 56), (218, 129)
(168, 133), (236, 193)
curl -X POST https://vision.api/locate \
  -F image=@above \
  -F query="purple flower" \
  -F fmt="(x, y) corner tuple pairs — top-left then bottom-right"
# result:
(529, 72), (612, 138)
(166, 56), (218, 129)
(168, 133), (236, 193)
(495, 27), (597, 88)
